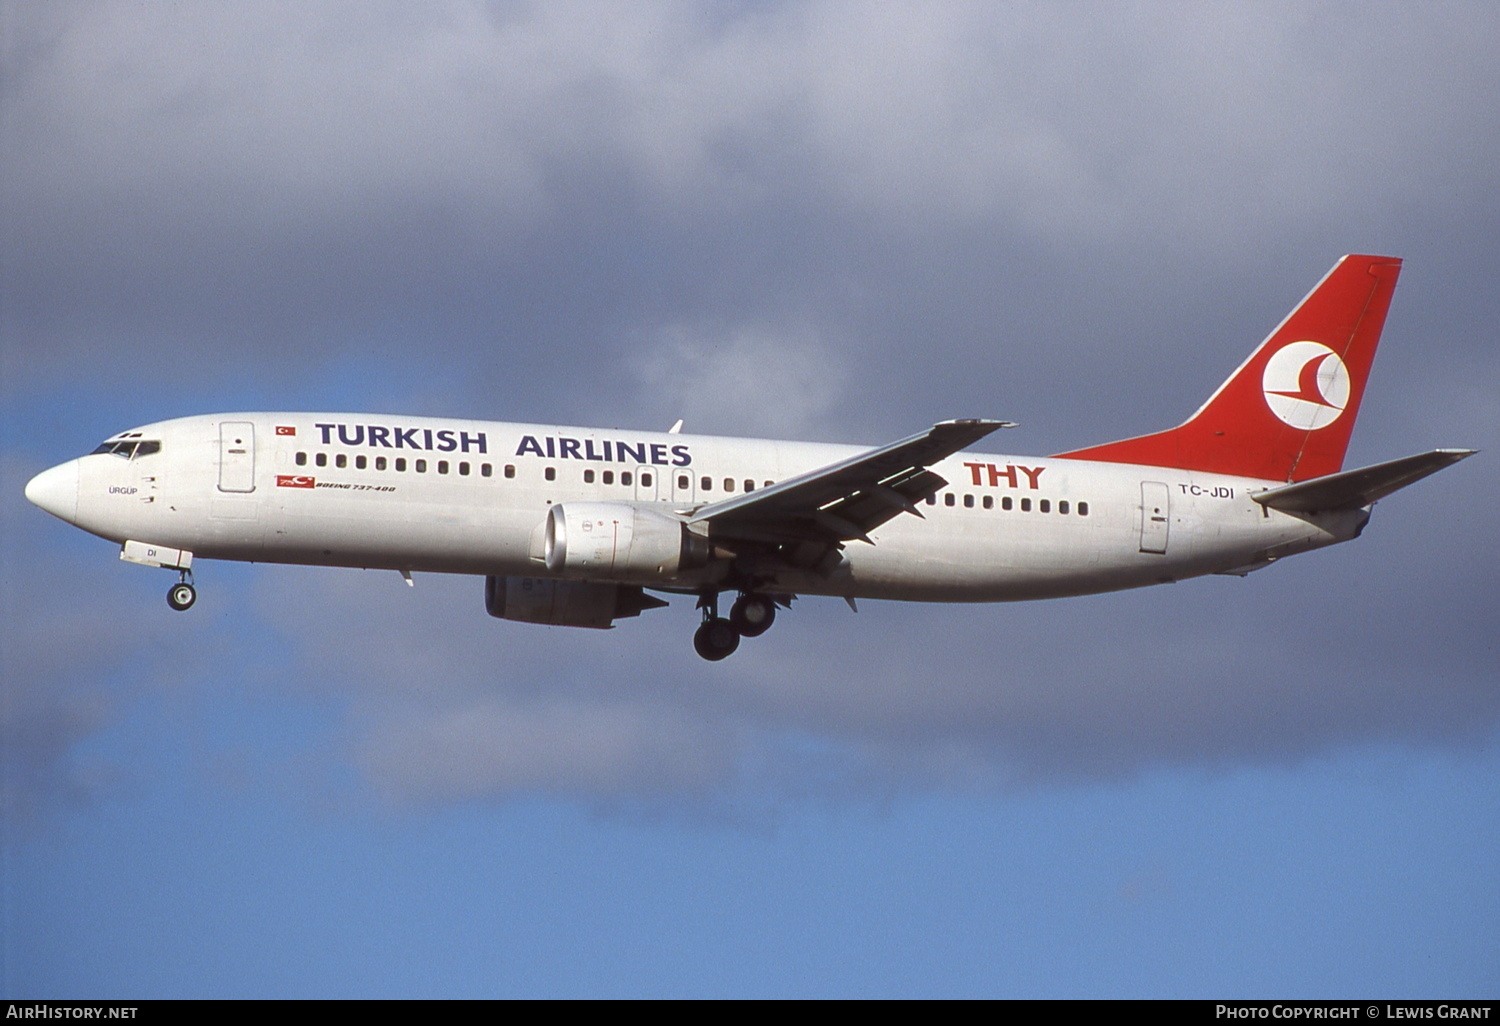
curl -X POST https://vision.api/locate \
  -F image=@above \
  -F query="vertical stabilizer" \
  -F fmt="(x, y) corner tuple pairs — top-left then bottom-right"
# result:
(1056, 255), (1402, 482)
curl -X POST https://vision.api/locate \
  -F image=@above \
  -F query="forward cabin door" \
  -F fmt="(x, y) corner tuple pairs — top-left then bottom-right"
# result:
(218, 421), (257, 493)
(633, 466), (659, 502)
(1139, 481), (1170, 554)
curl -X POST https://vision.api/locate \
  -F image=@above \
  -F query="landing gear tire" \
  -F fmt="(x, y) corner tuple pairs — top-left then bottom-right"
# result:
(167, 582), (197, 611)
(730, 594), (776, 638)
(693, 617), (740, 661)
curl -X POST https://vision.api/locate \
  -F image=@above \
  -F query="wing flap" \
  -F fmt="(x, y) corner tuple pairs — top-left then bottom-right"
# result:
(693, 419), (1010, 544)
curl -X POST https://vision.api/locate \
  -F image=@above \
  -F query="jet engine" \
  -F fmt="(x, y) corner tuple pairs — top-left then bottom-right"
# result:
(484, 575), (667, 629)
(542, 502), (709, 579)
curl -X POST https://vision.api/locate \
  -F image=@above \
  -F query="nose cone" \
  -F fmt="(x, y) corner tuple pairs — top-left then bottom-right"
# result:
(25, 460), (79, 523)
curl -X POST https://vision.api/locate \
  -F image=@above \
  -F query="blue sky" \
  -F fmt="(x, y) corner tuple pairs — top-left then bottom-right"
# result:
(3, 1), (1497, 998)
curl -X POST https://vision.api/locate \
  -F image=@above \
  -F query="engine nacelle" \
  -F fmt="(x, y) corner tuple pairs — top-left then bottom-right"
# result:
(484, 576), (667, 629)
(543, 502), (708, 579)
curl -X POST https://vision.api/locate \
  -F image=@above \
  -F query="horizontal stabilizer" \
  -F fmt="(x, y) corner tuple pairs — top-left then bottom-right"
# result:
(1253, 448), (1476, 513)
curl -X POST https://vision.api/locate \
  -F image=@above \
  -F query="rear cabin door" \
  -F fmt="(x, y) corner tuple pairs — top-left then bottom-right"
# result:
(218, 422), (257, 493)
(1139, 481), (1170, 554)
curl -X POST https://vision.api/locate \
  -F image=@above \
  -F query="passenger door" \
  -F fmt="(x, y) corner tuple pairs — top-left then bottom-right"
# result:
(1139, 481), (1170, 554)
(670, 466), (696, 506)
(218, 422), (256, 493)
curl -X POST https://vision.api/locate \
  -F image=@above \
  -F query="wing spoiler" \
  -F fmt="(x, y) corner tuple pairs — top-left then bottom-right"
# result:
(1253, 448), (1476, 514)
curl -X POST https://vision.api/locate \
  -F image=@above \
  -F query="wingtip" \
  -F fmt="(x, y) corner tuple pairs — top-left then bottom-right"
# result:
(942, 418), (1016, 428)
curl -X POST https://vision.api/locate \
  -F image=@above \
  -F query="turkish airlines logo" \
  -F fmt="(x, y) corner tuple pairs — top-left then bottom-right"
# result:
(1262, 341), (1350, 430)
(276, 475), (316, 489)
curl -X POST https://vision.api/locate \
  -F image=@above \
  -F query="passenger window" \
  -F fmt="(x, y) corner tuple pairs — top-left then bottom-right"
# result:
(481, 463), (492, 477)
(1039, 499), (1050, 513)
(642, 473), (652, 487)
(316, 453), (327, 468)
(396, 458), (407, 472)
(1021, 498), (1031, 511)
(724, 478), (734, 492)
(764, 481), (773, 488)
(744, 480), (754, 492)
(963, 494), (974, 508)
(926, 495), (937, 506)
(1078, 502), (1089, 516)
(437, 460), (449, 474)
(504, 465), (515, 479)
(376, 456), (387, 471)
(603, 471), (614, 485)
(1002, 496), (1013, 511)
(1059, 500), (1069, 514)
(416, 459), (427, 473)
(459, 462), (470, 476)
(356, 455), (367, 470)
(544, 467), (555, 481)
(678, 474), (689, 489)
(983, 495), (993, 510)
(295, 452), (307, 466)
(583, 469), (595, 483)
(944, 493), (955, 507)
(700, 476), (712, 491)
(621, 472), (632, 486)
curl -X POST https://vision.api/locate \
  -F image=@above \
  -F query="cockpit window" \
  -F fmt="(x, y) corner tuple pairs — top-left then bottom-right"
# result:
(90, 439), (161, 459)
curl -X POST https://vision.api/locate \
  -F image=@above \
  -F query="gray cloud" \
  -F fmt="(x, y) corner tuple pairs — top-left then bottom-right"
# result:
(8, 3), (1500, 392)
(3, 2), (1497, 817)
(0, 457), (154, 823)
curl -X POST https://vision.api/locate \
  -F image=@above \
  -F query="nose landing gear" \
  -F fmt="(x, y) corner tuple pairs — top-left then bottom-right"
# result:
(167, 570), (196, 611)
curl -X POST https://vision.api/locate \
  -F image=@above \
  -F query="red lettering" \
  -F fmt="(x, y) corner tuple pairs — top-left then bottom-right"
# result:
(1017, 465), (1044, 489)
(986, 463), (1018, 488)
(963, 462), (986, 486)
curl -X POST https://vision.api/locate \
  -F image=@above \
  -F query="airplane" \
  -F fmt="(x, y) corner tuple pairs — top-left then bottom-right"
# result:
(24, 254), (1475, 660)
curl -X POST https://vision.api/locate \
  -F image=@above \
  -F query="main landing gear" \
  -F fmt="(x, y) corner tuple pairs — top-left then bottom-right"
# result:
(166, 569), (196, 611)
(693, 615), (739, 661)
(692, 591), (779, 661)
(729, 593), (776, 637)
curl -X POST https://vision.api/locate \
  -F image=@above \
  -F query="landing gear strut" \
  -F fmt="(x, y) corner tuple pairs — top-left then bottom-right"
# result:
(167, 569), (196, 611)
(692, 591), (739, 661)
(692, 591), (781, 660)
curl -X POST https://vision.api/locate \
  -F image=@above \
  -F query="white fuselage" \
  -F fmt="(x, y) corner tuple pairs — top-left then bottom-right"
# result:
(43, 413), (1366, 602)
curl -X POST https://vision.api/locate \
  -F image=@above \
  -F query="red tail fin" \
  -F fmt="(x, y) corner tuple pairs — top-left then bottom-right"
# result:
(1055, 255), (1402, 482)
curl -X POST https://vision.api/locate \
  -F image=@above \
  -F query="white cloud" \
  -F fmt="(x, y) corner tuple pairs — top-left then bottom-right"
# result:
(627, 322), (846, 438)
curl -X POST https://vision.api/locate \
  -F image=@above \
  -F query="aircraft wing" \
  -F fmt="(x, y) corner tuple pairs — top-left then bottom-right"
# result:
(688, 418), (1012, 546)
(1253, 448), (1477, 513)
